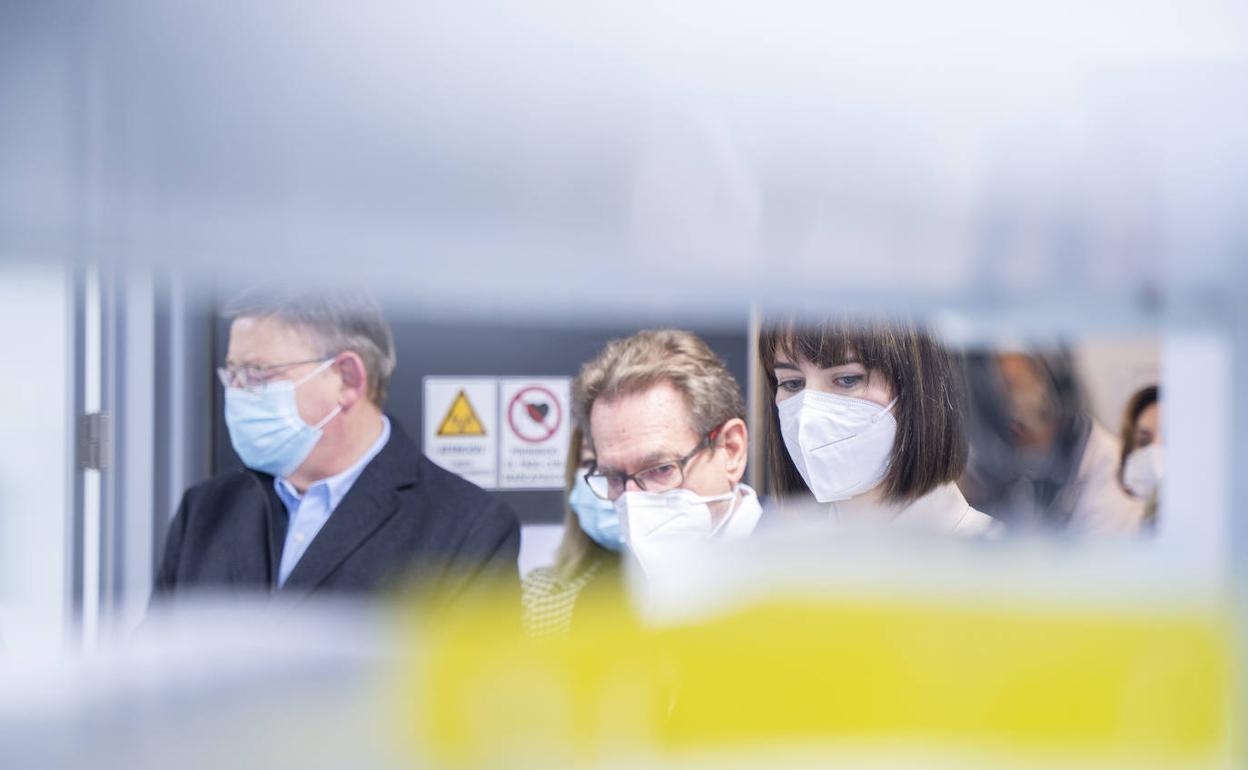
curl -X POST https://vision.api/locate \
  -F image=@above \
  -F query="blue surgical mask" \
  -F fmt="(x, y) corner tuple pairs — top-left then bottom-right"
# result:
(224, 358), (343, 477)
(569, 473), (622, 551)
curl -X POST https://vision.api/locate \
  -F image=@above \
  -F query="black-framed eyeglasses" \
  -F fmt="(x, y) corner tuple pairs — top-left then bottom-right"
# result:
(584, 426), (722, 500)
(216, 356), (335, 393)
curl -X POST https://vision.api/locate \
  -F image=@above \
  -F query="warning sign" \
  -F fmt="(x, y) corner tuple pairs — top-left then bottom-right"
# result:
(500, 378), (571, 489)
(423, 378), (498, 488)
(437, 390), (487, 437)
(507, 385), (563, 443)
(421, 376), (572, 490)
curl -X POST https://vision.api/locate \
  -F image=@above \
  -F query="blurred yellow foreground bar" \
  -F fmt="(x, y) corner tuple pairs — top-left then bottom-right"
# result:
(400, 596), (1232, 769)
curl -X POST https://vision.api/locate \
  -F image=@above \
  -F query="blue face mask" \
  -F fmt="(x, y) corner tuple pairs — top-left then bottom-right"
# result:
(569, 472), (622, 552)
(224, 358), (343, 478)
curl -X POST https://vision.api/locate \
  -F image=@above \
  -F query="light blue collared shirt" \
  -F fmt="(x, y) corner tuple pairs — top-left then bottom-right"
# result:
(273, 416), (391, 587)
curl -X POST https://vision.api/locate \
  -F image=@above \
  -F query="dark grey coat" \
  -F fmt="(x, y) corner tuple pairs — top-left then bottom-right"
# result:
(154, 420), (520, 605)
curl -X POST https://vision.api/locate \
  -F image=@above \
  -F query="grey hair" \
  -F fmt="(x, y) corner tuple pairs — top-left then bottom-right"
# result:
(223, 287), (397, 406)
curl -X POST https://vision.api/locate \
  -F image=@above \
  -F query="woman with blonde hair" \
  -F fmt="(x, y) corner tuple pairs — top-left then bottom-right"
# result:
(521, 425), (621, 637)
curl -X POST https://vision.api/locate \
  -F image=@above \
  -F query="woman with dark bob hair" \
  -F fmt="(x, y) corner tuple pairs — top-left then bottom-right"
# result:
(759, 317), (997, 535)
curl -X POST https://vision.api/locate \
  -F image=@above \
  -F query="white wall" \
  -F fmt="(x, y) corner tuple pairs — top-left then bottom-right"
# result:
(0, 260), (69, 652)
(1073, 336), (1160, 436)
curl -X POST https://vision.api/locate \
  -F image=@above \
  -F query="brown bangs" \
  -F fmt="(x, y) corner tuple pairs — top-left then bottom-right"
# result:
(760, 317), (909, 386)
(758, 316), (969, 506)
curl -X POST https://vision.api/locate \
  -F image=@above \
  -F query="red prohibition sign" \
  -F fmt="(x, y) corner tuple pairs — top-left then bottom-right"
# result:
(507, 385), (563, 444)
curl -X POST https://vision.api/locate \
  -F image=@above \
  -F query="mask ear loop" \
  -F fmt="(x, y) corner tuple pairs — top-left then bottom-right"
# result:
(313, 403), (343, 430)
(708, 486), (742, 538)
(871, 397), (900, 424)
(297, 357), (344, 430)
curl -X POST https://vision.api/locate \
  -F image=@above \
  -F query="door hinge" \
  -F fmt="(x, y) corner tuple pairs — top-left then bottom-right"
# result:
(78, 411), (111, 470)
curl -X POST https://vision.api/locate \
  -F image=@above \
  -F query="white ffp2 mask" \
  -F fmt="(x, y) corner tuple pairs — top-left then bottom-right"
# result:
(1122, 443), (1164, 499)
(777, 390), (897, 503)
(617, 487), (737, 544)
(617, 486), (754, 572)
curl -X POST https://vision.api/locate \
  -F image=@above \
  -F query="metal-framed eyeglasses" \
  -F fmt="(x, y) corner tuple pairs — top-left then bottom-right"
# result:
(583, 426), (721, 500)
(216, 356), (336, 393)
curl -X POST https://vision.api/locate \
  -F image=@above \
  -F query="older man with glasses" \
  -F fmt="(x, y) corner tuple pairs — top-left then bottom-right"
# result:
(572, 329), (762, 574)
(154, 288), (520, 605)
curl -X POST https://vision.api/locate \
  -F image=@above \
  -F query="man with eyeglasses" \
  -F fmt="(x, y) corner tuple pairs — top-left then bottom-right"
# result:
(154, 288), (520, 605)
(572, 329), (762, 575)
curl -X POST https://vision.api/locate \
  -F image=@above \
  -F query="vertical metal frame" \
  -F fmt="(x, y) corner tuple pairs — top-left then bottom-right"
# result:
(745, 304), (765, 494)
(111, 266), (157, 636)
(64, 260), (86, 646)
(1232, 295), (1248, 762)
(151, 272), (216, 587)
(72, 258), (156, 644)
(96, 260), (119, 634)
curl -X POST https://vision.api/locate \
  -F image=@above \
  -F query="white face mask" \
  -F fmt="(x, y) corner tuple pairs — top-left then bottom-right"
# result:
(777, 390), (898, 503)
(1122, 443), (1164, 499)
(617, 486), (742, 573)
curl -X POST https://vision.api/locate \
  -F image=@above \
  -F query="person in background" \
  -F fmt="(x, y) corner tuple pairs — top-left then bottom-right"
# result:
(759, 316), (997, 536)
(521, 426), (622, 637)
(1119, 384), (1162, 528)
(573, 330), (762, 577)
(155, 288), (521, 605)
(961, 349), (1144, 535)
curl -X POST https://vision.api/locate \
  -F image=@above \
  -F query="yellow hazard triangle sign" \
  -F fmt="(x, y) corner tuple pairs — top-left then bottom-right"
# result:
(437, 390), (487, 436)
